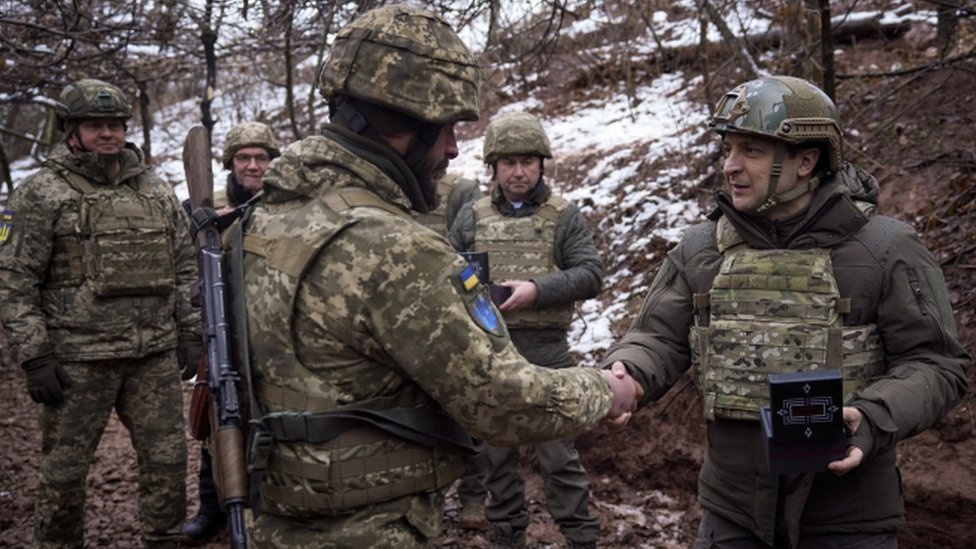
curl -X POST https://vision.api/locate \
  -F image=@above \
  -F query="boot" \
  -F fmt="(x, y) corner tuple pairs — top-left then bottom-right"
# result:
(181, 509), (227, 544)
(490, 523), (526, 549)
(458, 501), (488, 530)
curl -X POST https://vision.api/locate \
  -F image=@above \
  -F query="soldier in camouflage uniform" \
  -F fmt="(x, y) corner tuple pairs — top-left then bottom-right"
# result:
(450, 111), (604, 549)
(236, 5), (641, 548)
(602, 76), (971, 548)
(0, 78), (201, 549)
(181, 120), (281, 544)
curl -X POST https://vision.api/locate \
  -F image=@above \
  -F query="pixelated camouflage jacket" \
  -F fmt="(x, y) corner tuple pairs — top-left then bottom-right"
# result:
(450, 179), (604, 367)
(250, 125), (612, 447)
(0, 143), (199, 364)
(603, 162), (970, 542)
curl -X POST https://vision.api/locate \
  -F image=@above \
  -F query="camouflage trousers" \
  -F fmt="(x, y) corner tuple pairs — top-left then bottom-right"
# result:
(483, 438), (600, 544)
(33, 351), (187, 549)
(249, 490), (446, 548)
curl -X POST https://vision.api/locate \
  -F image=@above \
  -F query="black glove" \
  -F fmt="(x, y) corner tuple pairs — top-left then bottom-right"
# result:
(22, 355), (72, 406)
(177, 335), (205, 381)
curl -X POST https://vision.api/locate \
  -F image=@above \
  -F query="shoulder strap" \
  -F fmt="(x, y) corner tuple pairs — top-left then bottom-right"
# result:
(853, 214), (900, 268)
(679, 220), (718, 262)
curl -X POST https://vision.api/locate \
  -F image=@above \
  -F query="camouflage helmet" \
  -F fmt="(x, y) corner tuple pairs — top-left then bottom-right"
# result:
(55, 79), (132, 129)
(221, 121), (281, 169)
(708, 75), (843, 172)
(318, 4), (481, 125)
(483, 111), (552, 165)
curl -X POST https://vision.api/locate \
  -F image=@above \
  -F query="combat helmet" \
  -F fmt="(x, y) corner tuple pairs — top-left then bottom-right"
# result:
(221, 121), (281, 169)
(483, 111), (552, 165)
(709, 76), (843, 211)
(318, 4), (481, 125)
(55, 79), (132, 131)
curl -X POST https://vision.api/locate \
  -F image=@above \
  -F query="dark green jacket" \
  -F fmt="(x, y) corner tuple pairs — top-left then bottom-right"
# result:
(603, 163), (970, 545)
(450, 180), (604, 368)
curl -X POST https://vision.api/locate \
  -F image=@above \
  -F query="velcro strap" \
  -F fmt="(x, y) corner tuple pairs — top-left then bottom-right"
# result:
(262, 407), (481, 457)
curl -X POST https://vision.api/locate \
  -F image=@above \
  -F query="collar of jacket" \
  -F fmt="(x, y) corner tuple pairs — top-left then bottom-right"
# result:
(711, 175), (872, 250)
(45, 142), (149, 186)
(225, 172), (254, 207)
(322, 123), (432, 214)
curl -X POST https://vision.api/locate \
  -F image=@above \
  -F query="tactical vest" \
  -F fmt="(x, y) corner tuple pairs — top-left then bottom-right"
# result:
(690, 216), (885, 421)
(413, 174), (457, 235)
(48, 169), (177, 296)
(242, 187), (465, 516)
(472, 195), (573, 329)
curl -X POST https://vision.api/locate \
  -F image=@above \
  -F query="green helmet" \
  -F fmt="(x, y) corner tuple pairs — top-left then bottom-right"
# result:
(221, 121), (281, 169)
(55, 79), (132, 130)
(318, 4), (481, 125)
(483, 111), (552, 165)
(708, 75), (843, 172)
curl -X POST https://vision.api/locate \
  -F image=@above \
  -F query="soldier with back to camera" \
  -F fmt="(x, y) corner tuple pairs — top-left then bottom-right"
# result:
(234, 5), (642, 547)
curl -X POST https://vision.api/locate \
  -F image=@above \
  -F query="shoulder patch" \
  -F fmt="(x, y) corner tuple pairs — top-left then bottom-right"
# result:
(0, 209), (13, 245)
(455, 265), (504, 337)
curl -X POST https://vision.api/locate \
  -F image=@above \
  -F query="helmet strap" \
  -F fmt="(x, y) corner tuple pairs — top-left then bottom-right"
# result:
(755, 143), (822, 213)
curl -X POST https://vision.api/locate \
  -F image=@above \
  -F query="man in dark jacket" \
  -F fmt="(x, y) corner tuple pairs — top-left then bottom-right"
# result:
(602, 75), (970, 548)
(450, 111), (605, 549)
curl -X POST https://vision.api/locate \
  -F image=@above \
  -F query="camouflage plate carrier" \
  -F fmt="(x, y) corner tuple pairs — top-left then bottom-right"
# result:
(472, 195), (573, 329)
(47, 169), (177, 297)
(241, 176), (466, 516)
(690, 216), (885, 421)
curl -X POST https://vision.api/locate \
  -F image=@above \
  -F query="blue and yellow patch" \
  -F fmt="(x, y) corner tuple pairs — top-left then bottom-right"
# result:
(457, 265), (504, 337)
(459, 264), (479, 291)
(0, 209), (13, 246)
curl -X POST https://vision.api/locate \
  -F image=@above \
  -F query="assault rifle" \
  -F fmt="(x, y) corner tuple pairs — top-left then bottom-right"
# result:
(182, 125), (248, 549)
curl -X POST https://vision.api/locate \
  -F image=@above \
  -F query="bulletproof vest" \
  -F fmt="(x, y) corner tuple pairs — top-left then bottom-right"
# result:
(47, 169), (177, 296)
(690, 216), (885, 421)
(413, 174), (457, 235)
(472, 194), (573, 329)
(242, 187), (464, 515)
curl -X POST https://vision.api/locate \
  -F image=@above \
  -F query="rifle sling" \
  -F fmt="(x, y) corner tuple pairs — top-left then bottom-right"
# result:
(261, 407), (482, 457)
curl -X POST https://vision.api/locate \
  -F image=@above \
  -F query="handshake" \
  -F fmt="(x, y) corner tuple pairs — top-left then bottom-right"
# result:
(599, 361), (643, 428)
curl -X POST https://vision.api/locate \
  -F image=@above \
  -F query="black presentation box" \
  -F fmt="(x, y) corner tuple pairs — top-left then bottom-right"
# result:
(761, 369), (848, 474)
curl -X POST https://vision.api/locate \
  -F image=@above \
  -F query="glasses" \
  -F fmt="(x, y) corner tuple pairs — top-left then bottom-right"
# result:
(233, 153), (271, 165)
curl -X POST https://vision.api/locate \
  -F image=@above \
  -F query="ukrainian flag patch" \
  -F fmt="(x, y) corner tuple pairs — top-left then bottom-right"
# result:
(0, 209), (12, 246)
(459, 264), (480, 292)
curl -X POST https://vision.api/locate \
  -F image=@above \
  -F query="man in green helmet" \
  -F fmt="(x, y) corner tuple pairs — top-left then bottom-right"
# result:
(237, 5), (641, 548)
(0, 78), (200, 548)
(450, 110), (604, 548)
(601, 75), (970, 547)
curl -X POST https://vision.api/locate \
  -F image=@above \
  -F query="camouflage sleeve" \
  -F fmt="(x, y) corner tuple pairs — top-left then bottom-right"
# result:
(851, 223), (969, 458)
(600, 251), (696, 406)
(532, 203), (604, 307)
(301, 212), (612, 446)
(161, 182), (200, 337)
(444, 177), (481, 231)
(448, 200), (477, 252)
(0, 172), (58, 364)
